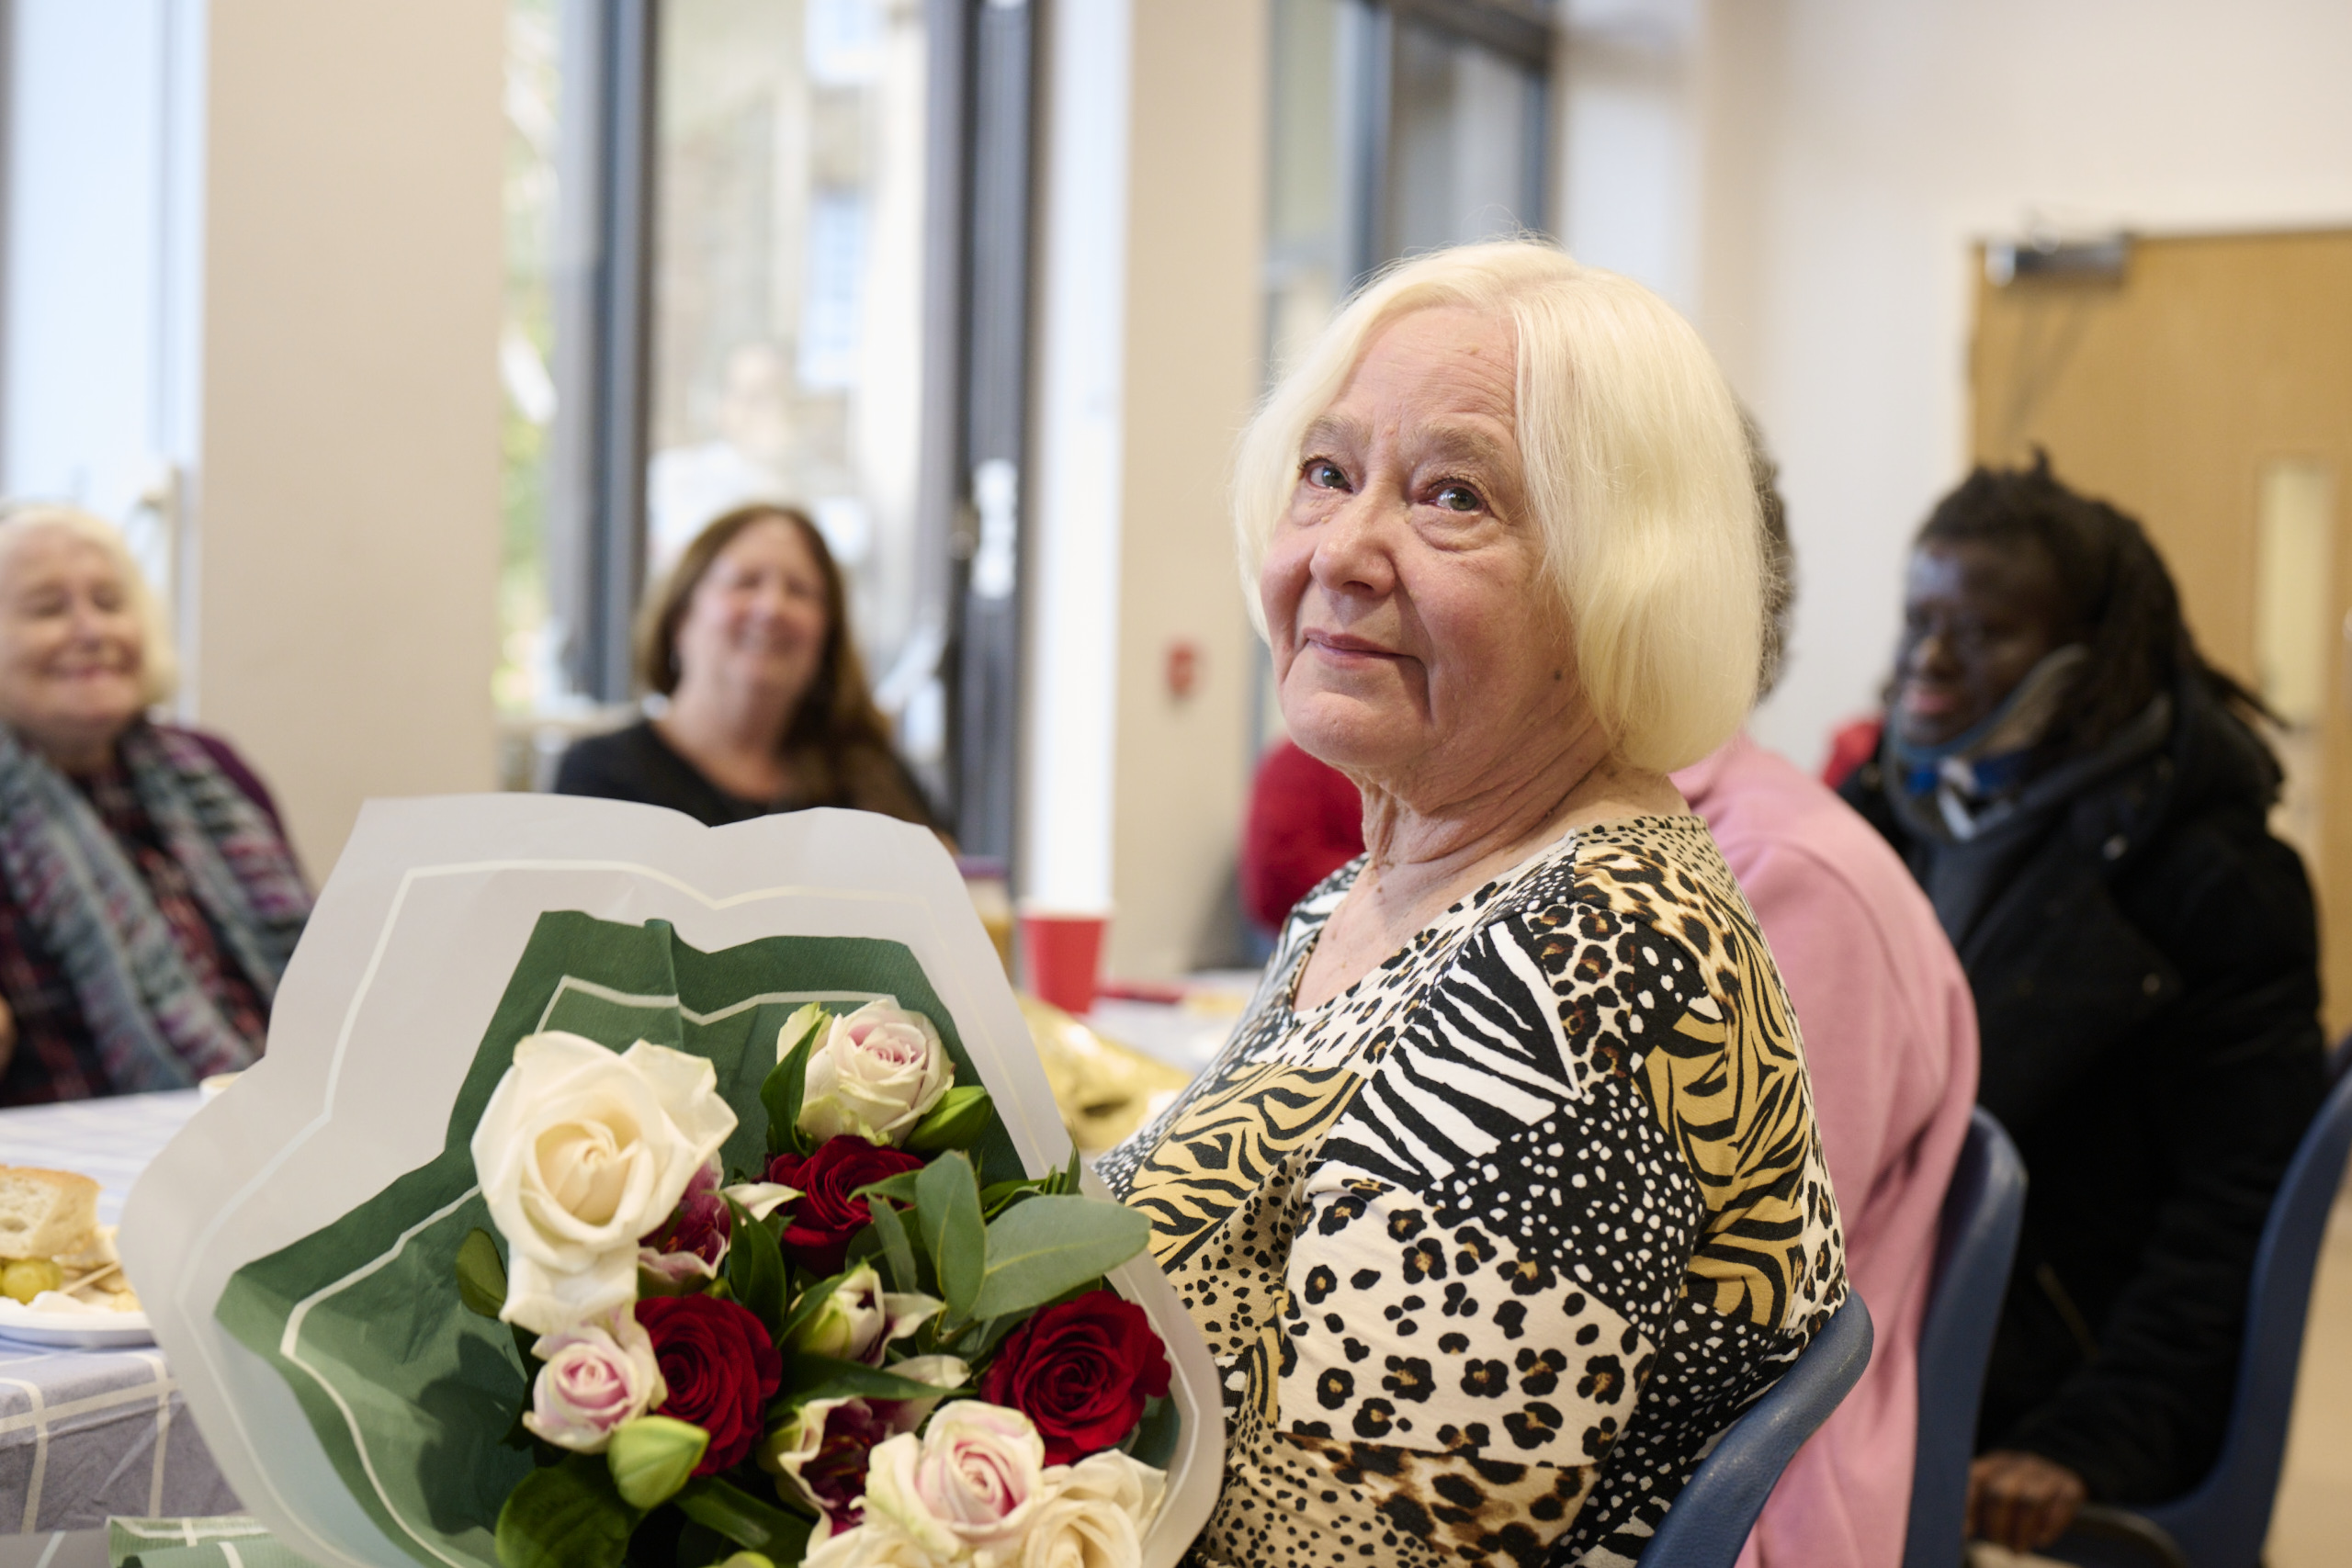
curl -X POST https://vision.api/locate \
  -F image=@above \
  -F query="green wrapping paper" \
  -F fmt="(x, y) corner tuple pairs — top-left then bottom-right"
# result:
(109, 1517), (318, 1568)
(212, 912), (1027, 1568)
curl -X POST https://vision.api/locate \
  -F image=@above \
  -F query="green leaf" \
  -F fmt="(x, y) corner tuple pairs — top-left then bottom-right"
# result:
(903, 1085), (994, 1153)
(865, 1195), (922, 1295)
(853, 1170), (922, 1208)
(969, 1197), (1149, 1322)
(775, 1352), (969, 1408)
(457, 1228), (507, 1319)
(915, 1153), (986, 1321)
(495, 1453), (641, 1568)
(760, 1004), (828, 1157)
(725, 1196), (786, 1333)
(674, 1476), (813, 1561)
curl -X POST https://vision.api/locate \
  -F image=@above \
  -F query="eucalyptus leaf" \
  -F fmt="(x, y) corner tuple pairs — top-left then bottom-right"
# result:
(456, 1227), (507, 1319)
(969, 1197), (1149, 1323)
(915, 1153), (986, 1321)
(495, 1453), (640, 1568)
(760, 1003), (829, 1157)
(725, 1196), (786, 1333)
(674, 1476), (813, 1560)
(853, 1170), (922, 1207)
(865, 1196), (922, 1295)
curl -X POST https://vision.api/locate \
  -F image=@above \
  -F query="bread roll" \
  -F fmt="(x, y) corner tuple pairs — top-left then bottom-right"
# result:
(0, 1166), (100, 1260)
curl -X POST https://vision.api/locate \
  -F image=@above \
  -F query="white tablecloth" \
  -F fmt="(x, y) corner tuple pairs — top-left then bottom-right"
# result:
(0, 1091), (239, 1533)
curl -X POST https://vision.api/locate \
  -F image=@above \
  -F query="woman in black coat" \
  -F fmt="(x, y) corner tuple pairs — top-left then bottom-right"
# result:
(1839, 457), (2325, 1554)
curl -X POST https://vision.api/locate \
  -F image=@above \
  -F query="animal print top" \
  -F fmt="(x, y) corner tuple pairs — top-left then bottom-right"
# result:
(1100, 815), (1847, 1568)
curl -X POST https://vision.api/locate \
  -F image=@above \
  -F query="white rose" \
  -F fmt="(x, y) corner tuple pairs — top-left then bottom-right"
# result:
(470, 1032), (737, 1333)
(801, 1520), (944, 1568)
(863, 1401), (1046, 1564)
(787, 1264), (943, 1366)
(797, 1001), (954, 1146)
(521, 1310), (666, 1452)
(1018, 1452), (1166, 1568)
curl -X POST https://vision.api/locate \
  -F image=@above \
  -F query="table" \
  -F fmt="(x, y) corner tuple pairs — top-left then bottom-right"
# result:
(0, 1091), (240, 1536)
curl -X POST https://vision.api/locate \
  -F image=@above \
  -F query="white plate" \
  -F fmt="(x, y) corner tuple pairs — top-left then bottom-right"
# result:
(0, 1297), (154, 1348)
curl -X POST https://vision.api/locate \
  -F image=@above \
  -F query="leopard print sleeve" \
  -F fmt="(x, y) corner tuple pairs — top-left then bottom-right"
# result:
(1106, 817), (1846, 1568)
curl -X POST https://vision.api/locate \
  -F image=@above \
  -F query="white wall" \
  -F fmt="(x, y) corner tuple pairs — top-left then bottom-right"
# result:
(1023, 0), (1267, 978)
(3, 0), (506, 878)
(1563, 0), (2352, 769)
(196, 0), (505, 876)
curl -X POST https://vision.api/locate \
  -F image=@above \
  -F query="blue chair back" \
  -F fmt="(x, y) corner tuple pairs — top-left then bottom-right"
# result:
(1637, 1293), (1874, 1567)
(2113, 1046), (2352, 1568)
(1903, 1108), (2029, 1568)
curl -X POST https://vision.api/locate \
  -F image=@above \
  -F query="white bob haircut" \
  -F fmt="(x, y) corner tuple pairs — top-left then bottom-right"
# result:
(0, 502), (179, 706)
(1233, 240), (1766, 774)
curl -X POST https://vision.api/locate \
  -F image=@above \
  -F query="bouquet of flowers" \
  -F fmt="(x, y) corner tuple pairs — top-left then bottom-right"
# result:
(459, 998), (1174, 1568)
(119, 799), (1217, 1568)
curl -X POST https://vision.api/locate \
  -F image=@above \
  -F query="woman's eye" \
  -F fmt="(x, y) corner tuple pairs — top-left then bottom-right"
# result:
(1433, 482), (1483, 513)
(1303, 459), (1348, 491)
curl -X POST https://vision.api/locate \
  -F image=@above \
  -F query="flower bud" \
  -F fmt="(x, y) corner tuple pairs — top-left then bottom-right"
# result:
(902, 1086), (994, 1154)
(606, 1416), (710, 1509)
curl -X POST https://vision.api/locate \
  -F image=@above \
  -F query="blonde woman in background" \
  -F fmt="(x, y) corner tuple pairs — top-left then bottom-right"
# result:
(0, 505), (310, 1106)
(1101, 243), (1847, 1566)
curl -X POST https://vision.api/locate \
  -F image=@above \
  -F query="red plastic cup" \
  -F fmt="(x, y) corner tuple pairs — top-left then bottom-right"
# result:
(1021, 908), (1111, 1017)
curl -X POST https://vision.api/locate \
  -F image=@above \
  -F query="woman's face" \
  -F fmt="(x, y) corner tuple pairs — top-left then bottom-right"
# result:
(1894, 536), (2071, 749)
(673, 516), (831, 710)
(0, 527), (148, 759)
(1261, 305), (1580, 797)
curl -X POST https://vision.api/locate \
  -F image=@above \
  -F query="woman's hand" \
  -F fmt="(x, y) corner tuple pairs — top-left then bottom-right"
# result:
(1967, 1450), (2086, 1552)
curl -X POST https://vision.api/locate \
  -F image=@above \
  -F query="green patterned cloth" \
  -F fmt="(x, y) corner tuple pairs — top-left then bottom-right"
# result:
(107, 1516), (321, 1568)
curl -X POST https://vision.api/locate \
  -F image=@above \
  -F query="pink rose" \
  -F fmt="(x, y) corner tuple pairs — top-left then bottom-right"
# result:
(522, 1311), (666, 1452)
(861, 1401), (1046, 1560)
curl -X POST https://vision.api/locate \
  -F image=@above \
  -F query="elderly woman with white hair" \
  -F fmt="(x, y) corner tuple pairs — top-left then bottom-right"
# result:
(1100, 243), (1847, 1566)
(0, 505), (309, 1107)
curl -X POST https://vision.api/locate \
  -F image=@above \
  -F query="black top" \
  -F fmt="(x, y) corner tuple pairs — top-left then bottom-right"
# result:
(1842, 678), (2325, 1503)
(553, 719), (937, 831)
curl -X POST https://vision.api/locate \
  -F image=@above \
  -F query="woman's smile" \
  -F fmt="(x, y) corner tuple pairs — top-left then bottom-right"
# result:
(1300, 628), (1406, 665)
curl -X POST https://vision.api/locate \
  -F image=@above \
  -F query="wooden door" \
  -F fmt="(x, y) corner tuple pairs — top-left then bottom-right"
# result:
(1970, 229), (2352, 1033)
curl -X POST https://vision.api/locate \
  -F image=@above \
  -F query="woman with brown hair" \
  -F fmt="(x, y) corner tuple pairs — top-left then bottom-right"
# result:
(554, 503), (936, 829)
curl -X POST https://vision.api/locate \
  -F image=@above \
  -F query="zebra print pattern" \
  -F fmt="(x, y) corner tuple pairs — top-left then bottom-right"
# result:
(1101, 816), (1846, 1568)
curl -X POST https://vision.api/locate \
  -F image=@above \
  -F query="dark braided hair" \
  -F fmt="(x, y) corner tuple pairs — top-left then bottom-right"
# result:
(1916, 452), (2272, 770)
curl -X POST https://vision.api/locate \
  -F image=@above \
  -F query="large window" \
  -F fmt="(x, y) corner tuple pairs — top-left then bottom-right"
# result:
(497, 0), (975, 788)
(1264, 0), (1550, 373)
(646, 0), (933, 714)
(496, 0), (1029, 840)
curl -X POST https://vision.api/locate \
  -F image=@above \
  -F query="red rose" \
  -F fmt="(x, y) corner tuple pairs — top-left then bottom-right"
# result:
(636, 1294), (783, 1474)
(979, 1289), (1172, 1465)
(767, 1136), (924, 1276)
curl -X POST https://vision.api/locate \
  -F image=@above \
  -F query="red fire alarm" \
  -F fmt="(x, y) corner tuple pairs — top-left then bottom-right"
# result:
(1165, 638), (1201, 700)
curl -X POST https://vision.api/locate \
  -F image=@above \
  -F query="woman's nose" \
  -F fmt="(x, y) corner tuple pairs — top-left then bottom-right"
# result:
(1906, 623), (1957, 678)
(1307, 492), (1397, 599)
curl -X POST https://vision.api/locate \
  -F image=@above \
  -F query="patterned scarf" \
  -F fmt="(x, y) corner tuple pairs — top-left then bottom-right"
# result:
(0, 722), (311, 1090)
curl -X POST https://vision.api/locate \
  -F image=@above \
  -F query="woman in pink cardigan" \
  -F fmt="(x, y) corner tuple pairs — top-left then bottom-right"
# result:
(1675, 430), (1978, 1568)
